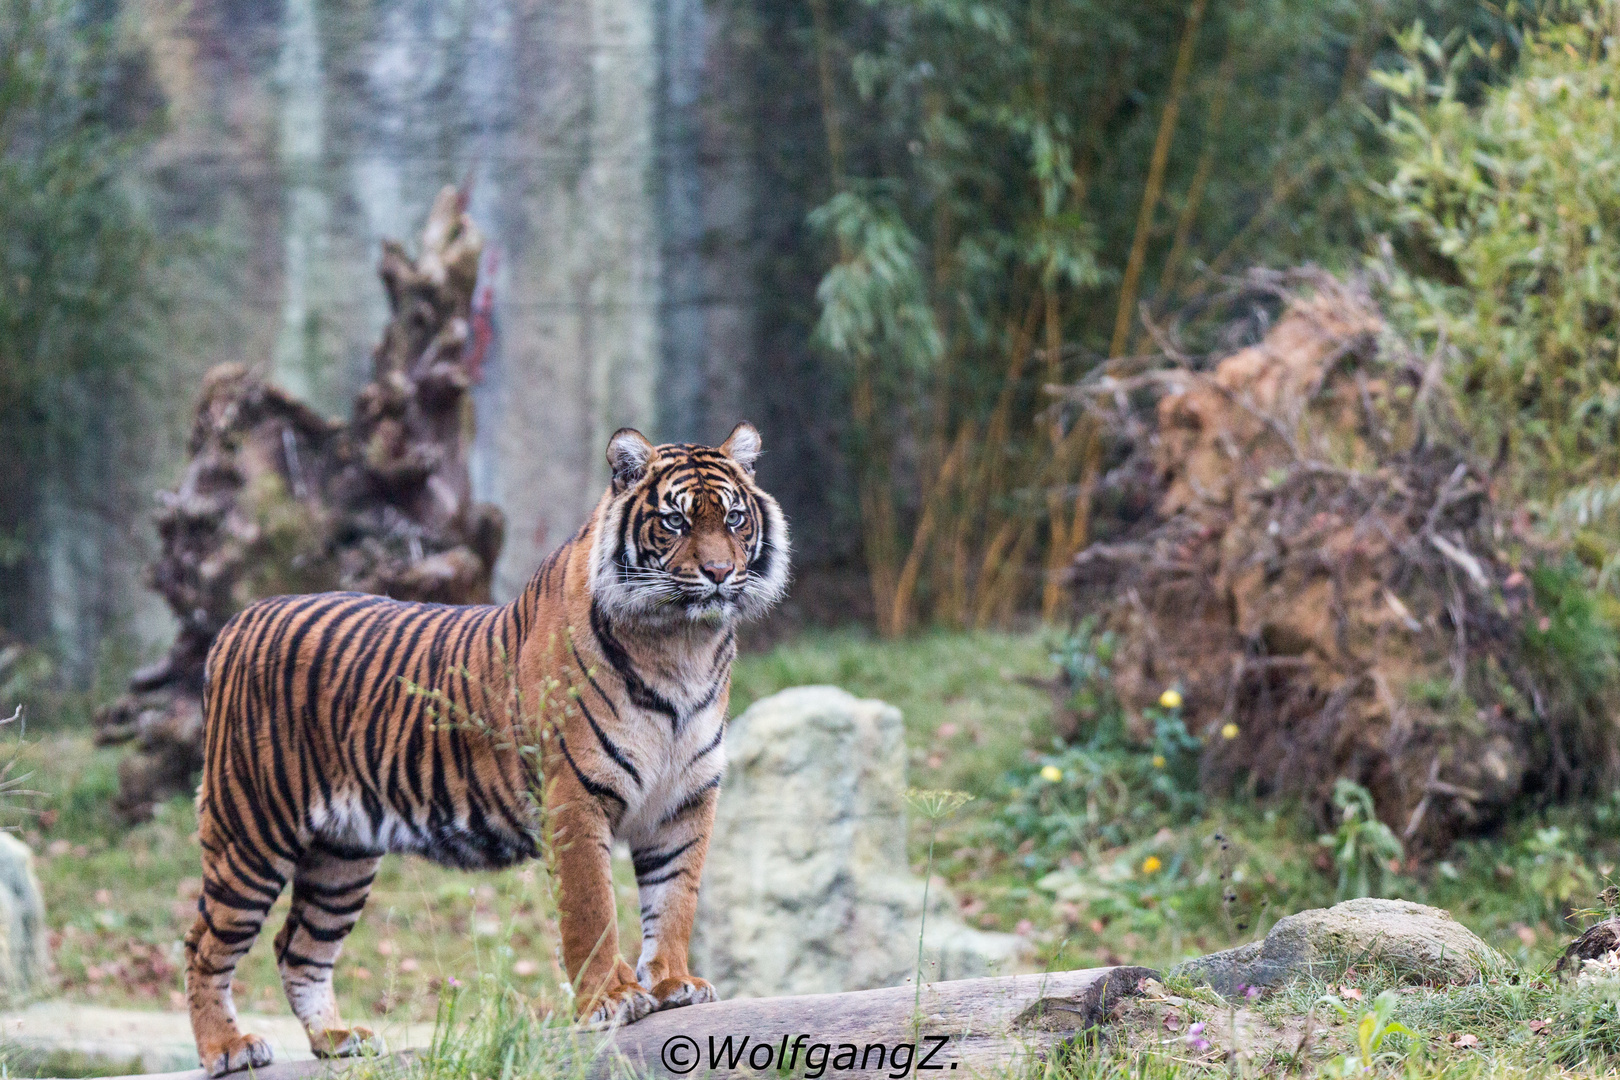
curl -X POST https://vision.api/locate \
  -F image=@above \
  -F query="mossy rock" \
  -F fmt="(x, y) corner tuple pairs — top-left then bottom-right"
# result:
(1175, 898), (1504, 995)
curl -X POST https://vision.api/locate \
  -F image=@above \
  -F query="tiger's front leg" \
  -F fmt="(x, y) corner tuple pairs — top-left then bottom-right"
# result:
(551, 792), (657, 1026)
(631, 786), (719, 1010)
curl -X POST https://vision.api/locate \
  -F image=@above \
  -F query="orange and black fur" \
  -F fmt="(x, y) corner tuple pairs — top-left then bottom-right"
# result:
(184, 424), (789, 1075)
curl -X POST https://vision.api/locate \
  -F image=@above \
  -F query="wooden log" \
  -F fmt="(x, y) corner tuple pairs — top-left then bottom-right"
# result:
(43, 966), (1156, 1080)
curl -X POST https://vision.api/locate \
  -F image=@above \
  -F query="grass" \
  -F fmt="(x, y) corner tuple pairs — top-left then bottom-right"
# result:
(13, 625), (1620, 1080)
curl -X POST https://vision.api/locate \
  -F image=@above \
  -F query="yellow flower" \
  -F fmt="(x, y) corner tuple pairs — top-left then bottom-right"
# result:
(1142, 855), (1163, 875)
(1221, 722), (1240, 740)
(1039, 765), (1063, 783)
(1159, 688), (1183, 710)
(1152, 754), (1166, 769)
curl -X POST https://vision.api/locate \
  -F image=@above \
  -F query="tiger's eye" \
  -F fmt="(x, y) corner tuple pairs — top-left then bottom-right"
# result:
(725, 508), (746, 529)
(661, 512), (685, 533)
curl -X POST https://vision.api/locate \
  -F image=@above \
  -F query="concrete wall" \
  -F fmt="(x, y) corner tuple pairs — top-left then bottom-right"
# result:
(125, 0), (756, 614)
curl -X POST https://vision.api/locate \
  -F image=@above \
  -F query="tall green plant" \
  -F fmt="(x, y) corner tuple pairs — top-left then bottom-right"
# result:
(1321, 779), (1404, 901)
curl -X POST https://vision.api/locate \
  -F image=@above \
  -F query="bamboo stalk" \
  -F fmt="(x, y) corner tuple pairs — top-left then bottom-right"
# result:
(1041, 416), (1096, 620)
(1108, 0), (1209, 359)
(979, 293), (1044, 506)
(809, 0), (903, 633)
(890, 429), (969, 634)
(970, 519), (1019, 628)
(807, 0), (847, 191)
(1040, 282), (1072, 621)
(978, 515), (1038, 628)
(956, 294), (1043, 626)
(948, 525), (970, 627)
(1150, 35), (1238, 322)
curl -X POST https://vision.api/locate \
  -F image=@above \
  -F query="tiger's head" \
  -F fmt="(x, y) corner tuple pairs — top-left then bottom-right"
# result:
(589, 423), (790, 627)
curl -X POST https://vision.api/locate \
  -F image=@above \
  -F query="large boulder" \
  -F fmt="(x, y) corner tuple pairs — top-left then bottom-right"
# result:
(0, 833), (49, 999)
(1176, 898), (1502, 994)
(691, 686), (1023, 998)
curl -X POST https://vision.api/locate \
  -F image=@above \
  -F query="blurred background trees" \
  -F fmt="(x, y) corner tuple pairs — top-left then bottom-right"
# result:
(0, 0), (166, 690)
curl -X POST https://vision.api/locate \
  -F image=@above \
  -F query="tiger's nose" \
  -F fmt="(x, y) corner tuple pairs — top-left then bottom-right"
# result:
(700, 561), (734, 584)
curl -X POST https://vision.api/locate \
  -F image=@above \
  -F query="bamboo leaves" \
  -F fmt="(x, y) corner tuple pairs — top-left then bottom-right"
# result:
(811, 190), (944, 375)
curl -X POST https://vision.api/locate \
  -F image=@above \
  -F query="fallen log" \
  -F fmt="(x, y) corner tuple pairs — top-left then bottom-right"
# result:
(38, 966), (1157, 1080)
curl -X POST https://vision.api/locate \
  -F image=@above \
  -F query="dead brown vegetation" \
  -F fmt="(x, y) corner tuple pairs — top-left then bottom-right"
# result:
(1063, 270), (1617, 854)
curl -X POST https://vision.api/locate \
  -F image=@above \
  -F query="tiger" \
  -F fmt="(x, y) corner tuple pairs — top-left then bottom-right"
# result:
(183, 423), (789, 1076)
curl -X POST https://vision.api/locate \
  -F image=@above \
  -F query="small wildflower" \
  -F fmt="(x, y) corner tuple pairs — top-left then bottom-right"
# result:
(1039, 765), (1063, 783)
(446, 976), (461, 989)
(1186, 1021), (1211, 1053)
(1152, 754), (1166, 768)
(1159, 688), (1183, 709)
(1142, 855), (1163, 875)
(1220, 722), (1240, 740)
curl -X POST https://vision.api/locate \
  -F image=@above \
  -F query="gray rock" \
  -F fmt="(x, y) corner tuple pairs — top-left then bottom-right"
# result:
(0, 833), (48, 999)
(1176, 898), (1503, 994)
(691, 686), (1024, 998)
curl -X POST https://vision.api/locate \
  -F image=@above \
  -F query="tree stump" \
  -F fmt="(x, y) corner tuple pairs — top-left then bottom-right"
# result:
(93, 185), (504, 821)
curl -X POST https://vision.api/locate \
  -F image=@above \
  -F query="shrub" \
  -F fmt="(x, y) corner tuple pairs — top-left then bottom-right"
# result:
(1376, 6), (1620, 500)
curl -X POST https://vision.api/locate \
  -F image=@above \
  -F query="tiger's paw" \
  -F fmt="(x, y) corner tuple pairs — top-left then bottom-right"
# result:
(311, 1025), (384, 1059)
(651, 975), (717, 1011)
(200, 1033), (274, 1077)
(583, 982), (659, 1027)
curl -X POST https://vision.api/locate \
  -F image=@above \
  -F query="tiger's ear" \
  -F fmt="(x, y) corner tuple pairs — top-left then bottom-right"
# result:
(607, 428), (655, 493)
(720, 422), (762, 474)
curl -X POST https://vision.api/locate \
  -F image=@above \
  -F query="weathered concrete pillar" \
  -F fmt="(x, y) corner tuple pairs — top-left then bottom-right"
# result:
(655, 0), (759, 446)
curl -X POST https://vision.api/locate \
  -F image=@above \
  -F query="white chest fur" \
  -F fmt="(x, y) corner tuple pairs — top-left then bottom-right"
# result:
(600, 629), (733, 848)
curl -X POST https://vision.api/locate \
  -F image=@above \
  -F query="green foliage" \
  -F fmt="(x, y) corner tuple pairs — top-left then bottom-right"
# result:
(1551, 983), (1620, 1065)
(1376, 5), (1620, 499)
(417, 983), (589, 1080)
(1522, 824), (1599, 923)
(1318, 989), (1418, 1076)
(1513, 558), (1620, 794)
(995, 631), (1203, 873)
(1320, 779), (1405, 902)
(1525, 559), (1620, 700)
(810, 189), (942, 377)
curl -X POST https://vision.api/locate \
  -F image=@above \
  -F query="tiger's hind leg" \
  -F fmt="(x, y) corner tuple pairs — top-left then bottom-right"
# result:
(274, 843), (384, 1059)
(185, 840), (293, 1077)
